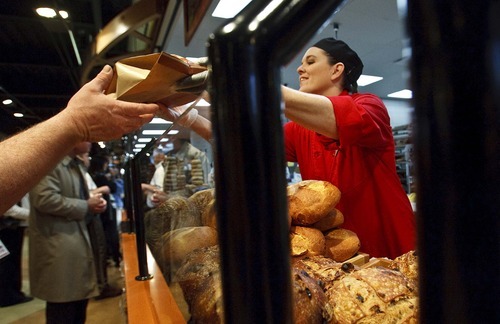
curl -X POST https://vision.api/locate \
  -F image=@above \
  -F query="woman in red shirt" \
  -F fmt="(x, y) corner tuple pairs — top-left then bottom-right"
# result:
(160, 38), (416, 259)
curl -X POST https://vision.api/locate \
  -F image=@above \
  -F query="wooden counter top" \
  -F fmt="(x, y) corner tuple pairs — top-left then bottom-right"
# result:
(121, 233), (186, 324)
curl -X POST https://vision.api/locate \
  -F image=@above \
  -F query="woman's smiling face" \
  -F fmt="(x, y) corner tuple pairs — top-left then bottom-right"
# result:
(297, 47), (341, 95)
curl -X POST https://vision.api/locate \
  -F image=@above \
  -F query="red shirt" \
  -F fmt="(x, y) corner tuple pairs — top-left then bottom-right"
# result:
(284, 91), (416, 259)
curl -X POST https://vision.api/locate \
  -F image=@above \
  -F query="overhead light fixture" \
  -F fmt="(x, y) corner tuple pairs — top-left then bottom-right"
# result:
(357, 75), (383, 87)
(13, 112), (24, 118)
(212, 0), (253, 19)
(2, 99), (13, 105)
(137, 138), (153, 143)
(35, 7), (69, 19)
(135, 144), (147, 148)
(142, 130), (164, 135)
(388, 89), (412, 99)
(149, 118), (172, 125)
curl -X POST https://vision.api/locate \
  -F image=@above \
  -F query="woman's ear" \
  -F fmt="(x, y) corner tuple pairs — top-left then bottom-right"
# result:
(330, 62), (345, 82)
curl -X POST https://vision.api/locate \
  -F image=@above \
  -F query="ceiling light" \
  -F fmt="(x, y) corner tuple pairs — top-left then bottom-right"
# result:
(58, 10), (69, 19)
(36, 7), (57, 18)
(13, 112), (24, 118)
(2, 99), (13, 105)
(212, 0), (253, 19)
(142, 130), (165, 135)
(35, 7), (69, 19)
(357, 75), (383, 86)
(168, 130), (179, 135)
(137, 138), (152, 143)
(135, 144), (146, 148)
(150, 118), (172, 124)
(388, 89), (412, 99)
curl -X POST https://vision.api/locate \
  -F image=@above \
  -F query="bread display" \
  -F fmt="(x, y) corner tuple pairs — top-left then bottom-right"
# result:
(324, 228), (361, 262)
(288, 180), (341, 225)
(327, 267), (418, 323)
(144, 179), (420, 323)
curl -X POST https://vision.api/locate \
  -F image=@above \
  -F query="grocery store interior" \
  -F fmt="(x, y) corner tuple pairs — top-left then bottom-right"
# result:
(0, 0), (498, 323)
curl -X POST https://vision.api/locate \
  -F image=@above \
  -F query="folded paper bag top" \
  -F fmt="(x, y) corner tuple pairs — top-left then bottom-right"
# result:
(105, 52), (207, 107)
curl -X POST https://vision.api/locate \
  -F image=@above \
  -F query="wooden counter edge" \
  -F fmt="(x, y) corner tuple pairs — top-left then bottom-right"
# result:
(121, 232), (186, 324)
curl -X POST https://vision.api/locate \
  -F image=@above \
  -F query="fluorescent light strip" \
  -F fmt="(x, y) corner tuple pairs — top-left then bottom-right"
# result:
(212, 0), (253, 18)
(388, 89), (412, 99)
(150, 118), (172, 124)
(357, 75), (383, 86)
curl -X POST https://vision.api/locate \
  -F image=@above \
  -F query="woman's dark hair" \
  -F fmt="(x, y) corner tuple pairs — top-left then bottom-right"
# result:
(324, 53), (358, 93)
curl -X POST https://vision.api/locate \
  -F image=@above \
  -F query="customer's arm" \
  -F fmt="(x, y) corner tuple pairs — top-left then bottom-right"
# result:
(0, 65), (159, 214)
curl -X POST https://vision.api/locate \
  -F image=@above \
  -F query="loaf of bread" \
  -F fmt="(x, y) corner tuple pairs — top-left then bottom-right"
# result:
(292, 256), (358, 292)
(326, 267), (418, 323)
(188, 188), (215, 215)
(388, 250), (419, 285)
(311, 208), (344, 233)
(292, 268), (333, 323)
(324, 228), (360, 262)
(160, 226), (218, 282)
(290, 226), (325, 258)
(175, 245), (223, 323)
(288, 180), (341, 226)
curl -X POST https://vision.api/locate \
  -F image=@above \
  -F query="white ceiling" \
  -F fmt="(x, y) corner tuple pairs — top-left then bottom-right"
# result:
(163, 0), (411, 99)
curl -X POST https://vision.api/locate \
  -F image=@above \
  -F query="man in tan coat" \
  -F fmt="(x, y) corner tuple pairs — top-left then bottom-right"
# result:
(29, 142), (106, 323)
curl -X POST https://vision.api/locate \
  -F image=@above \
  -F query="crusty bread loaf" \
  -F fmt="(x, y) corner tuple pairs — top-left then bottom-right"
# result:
(161, 226), (218, 282)
(290, 226), (325, 258)
(388, 250), (419, 285)
(144, 196), (201, 259)
(292, 268), (333, 323)
(288, 180), (341, 226)
(324, 228), (360, 262)
(292, 256), (358, 292)
(326, 267), (418, 323)
(188, 188), (215, 215)
(175, 245), (223, 323)
(311, 208), (344, 233)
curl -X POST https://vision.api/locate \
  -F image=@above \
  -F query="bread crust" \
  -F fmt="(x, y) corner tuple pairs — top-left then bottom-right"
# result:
(288, 180), (341, 226)
(324, 228), (361, 262)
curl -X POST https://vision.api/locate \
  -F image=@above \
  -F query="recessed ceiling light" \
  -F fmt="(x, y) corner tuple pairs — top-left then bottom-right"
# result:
(212, 0), (253, 19)
(142, 130), (165, 135)
(13, 112), (24, 118)
(35, 7), (69, 19)
(388, 89), (412, 99)
(358, 75), (383, 86)
(168, 130), (179, 135)
(2, 99), (13, 105)
(135, 144), (147, 148)
(150, 118), (172, 124)
(137, 138), (152, 142)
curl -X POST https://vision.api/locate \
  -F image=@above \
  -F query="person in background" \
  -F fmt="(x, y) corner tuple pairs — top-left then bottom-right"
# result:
(29, 142), (106, 323)
(89, 155), (122, 270)
(158, 39), (416, 259)
(141, 149), (166, 208)
(0, 65), (159, 215)
(0, 194), (33, 307)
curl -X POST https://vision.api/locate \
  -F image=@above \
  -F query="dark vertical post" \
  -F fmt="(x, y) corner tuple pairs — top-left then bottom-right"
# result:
(129, 138), (157, 281)
(207, 0), (350, 322)
(408, 1), (499, 322)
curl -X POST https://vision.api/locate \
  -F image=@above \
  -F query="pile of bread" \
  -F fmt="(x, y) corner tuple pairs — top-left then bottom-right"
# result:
(143, 180), (420, 323)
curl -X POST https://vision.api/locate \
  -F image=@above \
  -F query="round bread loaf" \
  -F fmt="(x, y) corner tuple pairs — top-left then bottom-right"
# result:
(326, 267), (418, 323)
(175, 245), (223, 323)
(292, 267), (333, 323)
(288, 180), (341, 226)
(187, 188), (215, 215)
(324, 228), (360, 262)
(290, 226), (325, 258)
(311, 208), (344, 233)
(161, 226), (218, 282)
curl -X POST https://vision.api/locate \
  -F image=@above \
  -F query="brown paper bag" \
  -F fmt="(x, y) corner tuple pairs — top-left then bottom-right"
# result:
(106, 52), (207, 107)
